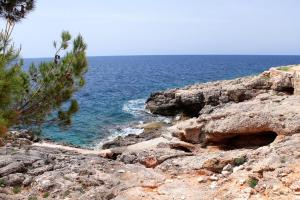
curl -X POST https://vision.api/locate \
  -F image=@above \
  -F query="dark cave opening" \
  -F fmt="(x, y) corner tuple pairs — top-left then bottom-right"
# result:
(208, 131), (278, 150)
(282, 87), (294, 95)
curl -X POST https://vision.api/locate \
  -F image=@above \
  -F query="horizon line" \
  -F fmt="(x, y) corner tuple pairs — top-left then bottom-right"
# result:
(23, 54), (300, 59)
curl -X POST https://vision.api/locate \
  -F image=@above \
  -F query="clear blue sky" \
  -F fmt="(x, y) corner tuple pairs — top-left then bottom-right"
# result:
(3, 0), (300, 58)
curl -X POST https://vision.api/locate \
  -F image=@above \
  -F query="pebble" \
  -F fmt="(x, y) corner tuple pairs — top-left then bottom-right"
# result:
(239, 179), (246, 186)
(209, 175), (218, 181)
(221, 171), (231, 176)
(210, 181), (218, 190)
(278, 172), (287, 177)
(197, 177), (207, 183)
(217, 174), (224, 179)
(223, 164), (233, 171)
(165, 179), (173, 183)
(117, 169), (125, 173)
(233, 165), (244, 173)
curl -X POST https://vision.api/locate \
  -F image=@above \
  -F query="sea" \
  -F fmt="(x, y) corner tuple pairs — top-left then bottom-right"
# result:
(23, 55), (300, 149)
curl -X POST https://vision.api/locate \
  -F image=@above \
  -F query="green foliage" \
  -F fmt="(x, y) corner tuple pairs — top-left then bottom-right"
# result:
(233, 155), (247, 166)
(0, 18), (29, 135)
(0, 1), (88, 135)
(0, 178), (5, 187)
(28, 196), (38, 200)
(17, 31), (88, 128)
(63, 190), (71, 198)
(277, 66), (290, 71)
(280, 156), (287, 164)
(43, 192), (50, 198)
(247, 178), (258, 188)
(12, 186), (21, 194)
(0, 0), (35, 22)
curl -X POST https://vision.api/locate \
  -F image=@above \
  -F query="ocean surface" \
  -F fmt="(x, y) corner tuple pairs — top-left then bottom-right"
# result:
(24, 55), (300, 148)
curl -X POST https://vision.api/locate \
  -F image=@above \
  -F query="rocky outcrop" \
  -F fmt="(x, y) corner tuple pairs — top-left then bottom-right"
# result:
(170, 94), (300, 145)
(1, 65), (300, 200)
(146, 65), (300, 117)
(156, 66), (300, 147)
(0, 130), (299, 200)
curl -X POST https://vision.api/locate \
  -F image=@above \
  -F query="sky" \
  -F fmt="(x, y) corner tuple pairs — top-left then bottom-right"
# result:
(2, 0), (300, 58)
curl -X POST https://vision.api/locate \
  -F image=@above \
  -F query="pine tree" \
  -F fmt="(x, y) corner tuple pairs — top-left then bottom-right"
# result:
(17, 31), (88, 128)
(0, 0), (88, 135)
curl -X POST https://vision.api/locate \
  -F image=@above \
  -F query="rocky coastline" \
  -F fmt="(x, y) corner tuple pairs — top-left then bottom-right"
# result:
(0, 65), (300, 200)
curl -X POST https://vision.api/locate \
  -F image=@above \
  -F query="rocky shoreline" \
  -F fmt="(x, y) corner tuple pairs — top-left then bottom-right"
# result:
(0, 65), (300, 200)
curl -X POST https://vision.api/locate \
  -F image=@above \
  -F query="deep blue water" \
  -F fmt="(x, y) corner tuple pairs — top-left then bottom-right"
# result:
(24, 55), (300, 148)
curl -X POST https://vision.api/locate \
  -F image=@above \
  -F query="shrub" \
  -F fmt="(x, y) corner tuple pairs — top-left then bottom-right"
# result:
(280, 156), (287, 163)
(0, 178), (5, 187)
(28, 196), (38, 200)
(43, 192), (50, 198)
(277, 66), (290, 71)
(248, 178), (258, 188)
(12, 186), (21, 194)
(233, 155), (247, 166)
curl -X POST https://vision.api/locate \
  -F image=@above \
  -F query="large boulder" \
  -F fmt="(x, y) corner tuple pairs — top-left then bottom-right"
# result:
(0, 162), (26, 177)
(146, 89), (205, 116)
(170, 94), (300, 145)
(269, 67), (295, 93)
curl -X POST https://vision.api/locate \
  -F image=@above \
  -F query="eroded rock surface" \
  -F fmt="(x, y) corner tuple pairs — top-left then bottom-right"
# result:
(171, 94), (300, 145)
(0, 65), (299, 200)
(0, 132), (299, 200)
(146, 65), (300, 116)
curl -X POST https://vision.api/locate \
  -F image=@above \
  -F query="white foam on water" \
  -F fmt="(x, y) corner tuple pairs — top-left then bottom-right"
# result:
(122, 98), (147, 117)
(94, 98), (172, 150)
(94, 126), (144, 150)
(156, 116), (172, 124)
(122, 98), (172, 123)
(114, 127), (144, 136)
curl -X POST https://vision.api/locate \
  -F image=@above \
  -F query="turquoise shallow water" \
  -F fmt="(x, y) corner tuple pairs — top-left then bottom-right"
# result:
(24, 55), (300, 148)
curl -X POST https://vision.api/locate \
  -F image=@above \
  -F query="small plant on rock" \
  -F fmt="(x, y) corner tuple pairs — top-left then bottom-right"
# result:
(280, 156), (287, 164)
(248, 178), (258, 188)
(233, 155), (247, 166)
(12, 186), (21, 194)
(63, 190), (70, 198)
(43, 192), (50, 198)
(277, 66), (290, 71)
(0, 179), (5, 187)
(28, 196), (38, 200)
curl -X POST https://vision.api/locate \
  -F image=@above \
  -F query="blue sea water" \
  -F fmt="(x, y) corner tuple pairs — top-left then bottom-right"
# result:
(24, 55), (300, 148)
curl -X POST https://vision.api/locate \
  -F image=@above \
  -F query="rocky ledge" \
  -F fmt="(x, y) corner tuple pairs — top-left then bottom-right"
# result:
(0, 65), (300, 200)
(146, 65), (300, 116)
